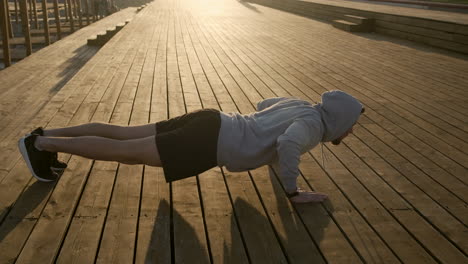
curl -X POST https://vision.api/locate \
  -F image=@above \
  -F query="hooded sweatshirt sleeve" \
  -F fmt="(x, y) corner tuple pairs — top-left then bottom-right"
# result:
(276, 119), (321, 193)
(257, 97), (289, 111)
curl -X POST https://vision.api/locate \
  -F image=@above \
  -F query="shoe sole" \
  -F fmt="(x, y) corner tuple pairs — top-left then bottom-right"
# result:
(18, 137), (54, 182)
(51, 167), (65, 177)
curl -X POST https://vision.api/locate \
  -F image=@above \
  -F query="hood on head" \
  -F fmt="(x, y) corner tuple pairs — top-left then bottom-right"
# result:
(319, 90), (363, 142)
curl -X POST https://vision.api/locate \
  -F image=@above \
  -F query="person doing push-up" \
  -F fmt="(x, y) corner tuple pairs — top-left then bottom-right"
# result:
(18, 90), (364, 203)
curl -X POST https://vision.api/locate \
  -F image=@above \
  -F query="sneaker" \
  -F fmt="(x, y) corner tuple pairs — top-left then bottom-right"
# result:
(18, 134), (57, 182)
(51, 152), (67, 174)
(29, 127), (68, 173)
(30, 127), (44, 136)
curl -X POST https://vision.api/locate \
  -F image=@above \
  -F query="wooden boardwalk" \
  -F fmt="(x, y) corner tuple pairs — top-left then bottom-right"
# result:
(0, 0), (467, 263)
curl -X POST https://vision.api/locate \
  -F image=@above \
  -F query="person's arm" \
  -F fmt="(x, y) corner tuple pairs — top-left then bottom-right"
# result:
(256, 97), (289, 111)
(276, 120), (327, 203)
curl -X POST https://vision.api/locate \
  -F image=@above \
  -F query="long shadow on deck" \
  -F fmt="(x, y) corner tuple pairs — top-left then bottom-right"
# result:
(270, 167), (331, 261)
(145, 200), (212, 263)
(0, 180), (54, 260)
(50, 45), (100, 93)
(144, 173), (333, 262)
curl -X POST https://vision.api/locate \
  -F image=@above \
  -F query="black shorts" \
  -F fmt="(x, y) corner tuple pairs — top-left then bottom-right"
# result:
(155, 109), (221, 182)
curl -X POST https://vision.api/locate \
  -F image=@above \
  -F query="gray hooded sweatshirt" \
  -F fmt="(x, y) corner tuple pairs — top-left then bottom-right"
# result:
(216, 90), (363, 193)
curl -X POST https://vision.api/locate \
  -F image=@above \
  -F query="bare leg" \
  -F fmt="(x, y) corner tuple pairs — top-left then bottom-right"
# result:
(43, 123), (156, 140)
(35, 135), (162, 166)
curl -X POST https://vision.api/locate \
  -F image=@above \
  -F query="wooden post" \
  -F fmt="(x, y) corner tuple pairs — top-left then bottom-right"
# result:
(28, 0), (32, 25)
(52, 0), (60, 39)
(72, 0), (77, 19)
(41, 0), (50, 44)
(1, 0), (12, 67)
(19, 0), (32, 56)
(14, 0), (19, 24)
(92, 0), (96, 22)
(76, 0), (82, 28)
(66, 0), (73, 31)
(6, 0), (13, 37)
(63, 0), (68, 22)
(31, 0), (37, 29)
(84, 0), (89, 25)
(96, 0), (104, 19)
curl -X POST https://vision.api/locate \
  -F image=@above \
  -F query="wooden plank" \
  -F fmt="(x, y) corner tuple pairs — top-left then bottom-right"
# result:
(250, 167), (335, 263)
(228, 9), (468, 106)
(308, 148), (436, 263)
(221, 15), (468, 259)
(176, 13), (250, 263)
(346, 128), (468, 251)
(188, 17), (255, 114)
(234, 13), (468, 122)
(243, 26), (462, 260)
(1, 1), (467, 264)
(299, 154), (400, 262)
(185, 12), (291, 262)
(8, 19), (142, 263)
(205, 16), (436, 262)
(0, 8), (138, 168)
(183, 15), (238, 113)
(198, 169), (250, 263)
(196, 16), (340, 262)
(275, 19), (468, 112)
(55, 24), (147, 263)
(0, 161), (66, 263)
(95, 18), (156, 263)
(0, 47), (109, 226)
(225, 15), (466, 186)
(13, 157), (94, 264)
(0, 7), (136, 97)
(199, 18), (398, 262)
(0, 49), (99, 171)
(223, 170), (289, 263)
(328, 140), (467, 262)
(361, 123), (467, 203)
(135, 12), (171, 264)
(169, 12), (211, 263)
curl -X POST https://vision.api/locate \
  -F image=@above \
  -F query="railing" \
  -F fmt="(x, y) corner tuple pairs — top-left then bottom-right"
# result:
(1, 0), (117, 68)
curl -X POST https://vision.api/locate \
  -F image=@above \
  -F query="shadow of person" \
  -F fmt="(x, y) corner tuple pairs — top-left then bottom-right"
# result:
(230, 197), (287, 262)
(269, 166), (333, 256)
(220, 199), (251, 263)
(237, 0), (262, 13)
(144, 199), (171, 264)
(145, 199), (210, 264)
(0, 180), (55, 251)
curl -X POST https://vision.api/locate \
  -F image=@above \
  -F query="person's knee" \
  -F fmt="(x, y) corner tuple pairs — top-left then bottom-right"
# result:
(118, 139), (160, 166)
